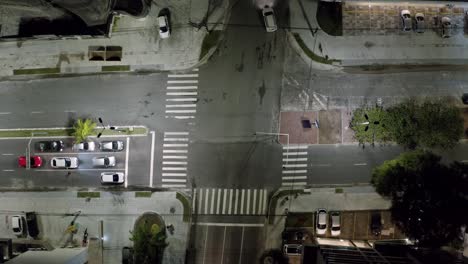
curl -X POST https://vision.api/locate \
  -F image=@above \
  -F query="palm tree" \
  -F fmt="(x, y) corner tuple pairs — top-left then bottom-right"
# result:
(72, 119), (96, 143)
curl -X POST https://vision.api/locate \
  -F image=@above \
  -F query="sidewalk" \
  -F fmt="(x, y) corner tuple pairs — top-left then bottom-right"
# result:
(0, 190), (190, 264)
(265, 185), (391, 249)
(0, 0), (229, 78)
(289, 0), (468, 68)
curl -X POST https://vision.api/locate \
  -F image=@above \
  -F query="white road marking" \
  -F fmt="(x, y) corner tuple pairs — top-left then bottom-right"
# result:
(163, 161), (187, 165)
(31, 111), (44, 114)
(194, 222), (264, 227)
(311, 163), (331, 167)
(199, 188), (204, 214)
(258, 190), (263, 214)
(282, 176), (308, 180)
(167, 86), (198, 90)
(163, 137), (188, 142)
(192, 189), (197, 213)
(204, 189), (209, 214)
(163, 155), (187, 159)
(283, 158), (308, 162)
(168, 74), (199, 78)
(228, 189), (233, 215)
(163, 144), (188, 148)
(35, 168), (125, 172)
(162, 167), (187, 171)
(282, 182), (307, 186)
(0, 112), (11, 115)
(216, 190), (221, 214)
(171, 116), (196, 119)
(313, 92), (327, 109)
(164, 132), (189, 136)
(234, 189), (239, 214)
(221, 226), (227, 264)
(166, 92), (198, 96)
(166, 104), (197, 108)
(166, 98), (197, 102)
(149, 131), (155, 188)
(64, 110), (76, 113)
(167, 80), (198, 84)
(222, 189), (227, 215)
(2, 153), (13, 156)
(282, 170), (307, 174)
(163, 150), (188, 154)
(282, 164), (307, 168)
(210, 188), (215, 214)
(202, 226), (208, 264)
(162, 173), (186, 177)
(240, 189), (245, 215)
(262, 189), (267, 214)
(246, 189), (251, 214)
(165, 109), (197, 114)
(354, 163), (367, 166)
(2, 169), (14, 172)
(283, 145), (308, 150)
(283, 151), (307, 156)
(252, 189), (257, 215)
(238, 227), (245, 264)
(125, 137), (130, 188)
(192, 68), (199, 72)
(162, 179), (186, 183)
(162, 184), (186, 188)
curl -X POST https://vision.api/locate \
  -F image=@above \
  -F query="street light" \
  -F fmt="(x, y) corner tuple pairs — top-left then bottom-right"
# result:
(97, 117), (118, 138)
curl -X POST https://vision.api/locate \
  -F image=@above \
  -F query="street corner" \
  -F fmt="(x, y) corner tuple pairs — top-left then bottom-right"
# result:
(341, 109), (356, 144)
(279, 111), (319, 145)
(318, 110), (341, 144)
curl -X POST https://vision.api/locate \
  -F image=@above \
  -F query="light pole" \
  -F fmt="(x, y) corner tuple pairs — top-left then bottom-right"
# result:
(97, 117), (120, 138)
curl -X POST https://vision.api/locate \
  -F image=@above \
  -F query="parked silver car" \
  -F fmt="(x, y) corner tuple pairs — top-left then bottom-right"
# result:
(316, 209), (328, 235)
(73, 141), (95, 151)
(51, 157), (79, 169)
(262, 5), (277, 32)
(415, 13), (425, 33)
(441, 17), (452, 38)
(92, 156), (116, 167)
(400, 10), (412, 31)
(100, 141), (124, 151)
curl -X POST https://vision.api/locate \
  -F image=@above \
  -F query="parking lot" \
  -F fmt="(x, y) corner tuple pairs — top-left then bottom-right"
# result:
(343, 2), (467, 35)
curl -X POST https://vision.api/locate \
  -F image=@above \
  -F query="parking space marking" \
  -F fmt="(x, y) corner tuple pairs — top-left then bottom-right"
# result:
(125, 137), (130, 188)
(149, 131), (155, 188)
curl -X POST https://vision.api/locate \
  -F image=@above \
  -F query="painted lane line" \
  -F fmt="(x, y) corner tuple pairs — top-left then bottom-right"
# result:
(167, 80), (198, 84)
(228, 189), (233, 214)
(210, 188), (215, 214)
(163, 155), (187, 159)
(162, 161), (188, 165)
(311, 163), (331, 167)
(240, 189), (245, 215)
(238, 227), (245, 264)
(283, 145), (308, 150)
(282, 182), (307, 186)
(31, 111), (44, 114)
(164, 132), (189, 136)
(168, 74), (199, 78)
(2, 169), (14, 172)
(354, 163), (367, 166)
(167, 86), (198, 90)
(166, 104), (197, 108)
(282, 176), (308, 180)
(205, 189), (209, 214)
(162, 167), (187, 171)
(282, 170), (307, 174)
(163, 143), (188, 148)
(163, 137), (188, 142)
(216, 190), (221, 214)
(0, 112), (11, 115)
(262, 189), (267, 214)
(283, 151), (307, 156)
(192, 189), (197, 213)
(162, 179), (186, 183)
(162, 173), (186, 177)
(149, 131), (155, 188)
(2, 153), (14, 156)
(163, 150), (188, 153)
(64, 110), (76, 113)
(194, 222), (264, 227)
(165, 109), (197, 114)
(222, 189), (227, 215)
(252, 189), (257, 215)
(166, 92), (198, 96)
(162, 184), (186, 188)
(234, 189), (239, 215)
(125, 137), (130, 188)
(283, 158), (308, 162)
(282, 164), (307, 168)
(166, 98), (197, 102)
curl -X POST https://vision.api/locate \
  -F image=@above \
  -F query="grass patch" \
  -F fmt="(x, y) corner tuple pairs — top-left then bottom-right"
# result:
(102, 65), (130, 72)
(293, 33), (340, 65)
(135, 191), (152, 198)
(77, 192), (100, 198)
(199, 30), (222, 60)
(0, 126), (147, 138)
(176, 192), (191, 222)
(268, 189), (305, 224)
(335, 188), (344, 193)
(13, 68), (60, 75)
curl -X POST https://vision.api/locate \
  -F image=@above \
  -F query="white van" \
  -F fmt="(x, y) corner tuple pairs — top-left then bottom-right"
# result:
(11, 215), (24, 236)
(262, 6), (277, 32)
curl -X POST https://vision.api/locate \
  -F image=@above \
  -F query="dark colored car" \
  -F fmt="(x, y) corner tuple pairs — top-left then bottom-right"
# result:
(25, 212), (39, 238)
(371, 212), (382, 236)
(36, 141), (64, 152)
(462, 93), (468, 104)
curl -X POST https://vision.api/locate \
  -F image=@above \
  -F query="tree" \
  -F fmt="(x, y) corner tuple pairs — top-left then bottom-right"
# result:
(371, 151), (468, 247)
(72, 118), (96, 143)
(130, 222), (167, 264)
(350, 107), (392, 145)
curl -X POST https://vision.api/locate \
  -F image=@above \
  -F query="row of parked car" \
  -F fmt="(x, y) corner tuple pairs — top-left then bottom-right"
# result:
(316, 209), (383, 237)
(400, 10), (453, 38)
(11, 212), (39, 238)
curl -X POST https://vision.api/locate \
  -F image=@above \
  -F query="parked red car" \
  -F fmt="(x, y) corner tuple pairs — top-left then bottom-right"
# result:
(18, 156), (42, 168)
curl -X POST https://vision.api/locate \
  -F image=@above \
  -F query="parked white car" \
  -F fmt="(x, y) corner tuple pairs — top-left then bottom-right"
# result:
(92, 156), (116, 167)
(100, 141), (124, 151)
(101, 172), (125, 184)
(11, 215), (24, 236)
(441, 17), (452, 38)
(316, 209), (328, 235)
(51, 157), (79, 169)
(158, 15), (170, 39)
(73, 141), (95, 151)
(262, 5), (277, 32)
(330, 211), (341, 236)
(400, 10), (412, 31)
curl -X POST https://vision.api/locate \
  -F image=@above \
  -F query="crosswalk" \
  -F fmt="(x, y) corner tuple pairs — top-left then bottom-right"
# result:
(161, 132), (189, 188)
(193, 188), (268, 215)
(282, 145), (308, 188)
(165, 69), (199, 120)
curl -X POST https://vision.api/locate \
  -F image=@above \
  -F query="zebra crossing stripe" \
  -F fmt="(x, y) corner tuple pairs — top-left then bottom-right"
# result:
(282, 164), (307, 168)
(283, 145), (308, 150)
(282, 182), (307, 186)
(167, 80), (198, 84)
(282, 170), (307, 174)
(222, 189), (227, 215)
(199, 188), (204, 215)
(163, 155), (187, 159)
(166, 104), (197, 108)
(262, 189), (267, 214)
(164, 132), (189, 136)
(162, 179), (186, 183)
(240, 190), (245, 214)
(162, 184), (186, 188)
(234, 189), (239, 214)
(246, 189), (251, 215)
(228, 189), (233, 214)
(283, 158), (308, 162)
(192, 189), (197, 213)
(205, 189), (209, 215)
(282, 176), (307, 180)
(252, 190), (257, 215)
(162, 173), (186, 177)
(168, 74), (199, 78)
(283, 152), (307, 156)
(163, 144), (188, 147)
(167, 86), (198, 90)
(164, 137), (188, 141)
(210, 188), (215, 214)
(216, 190), (221, 214)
